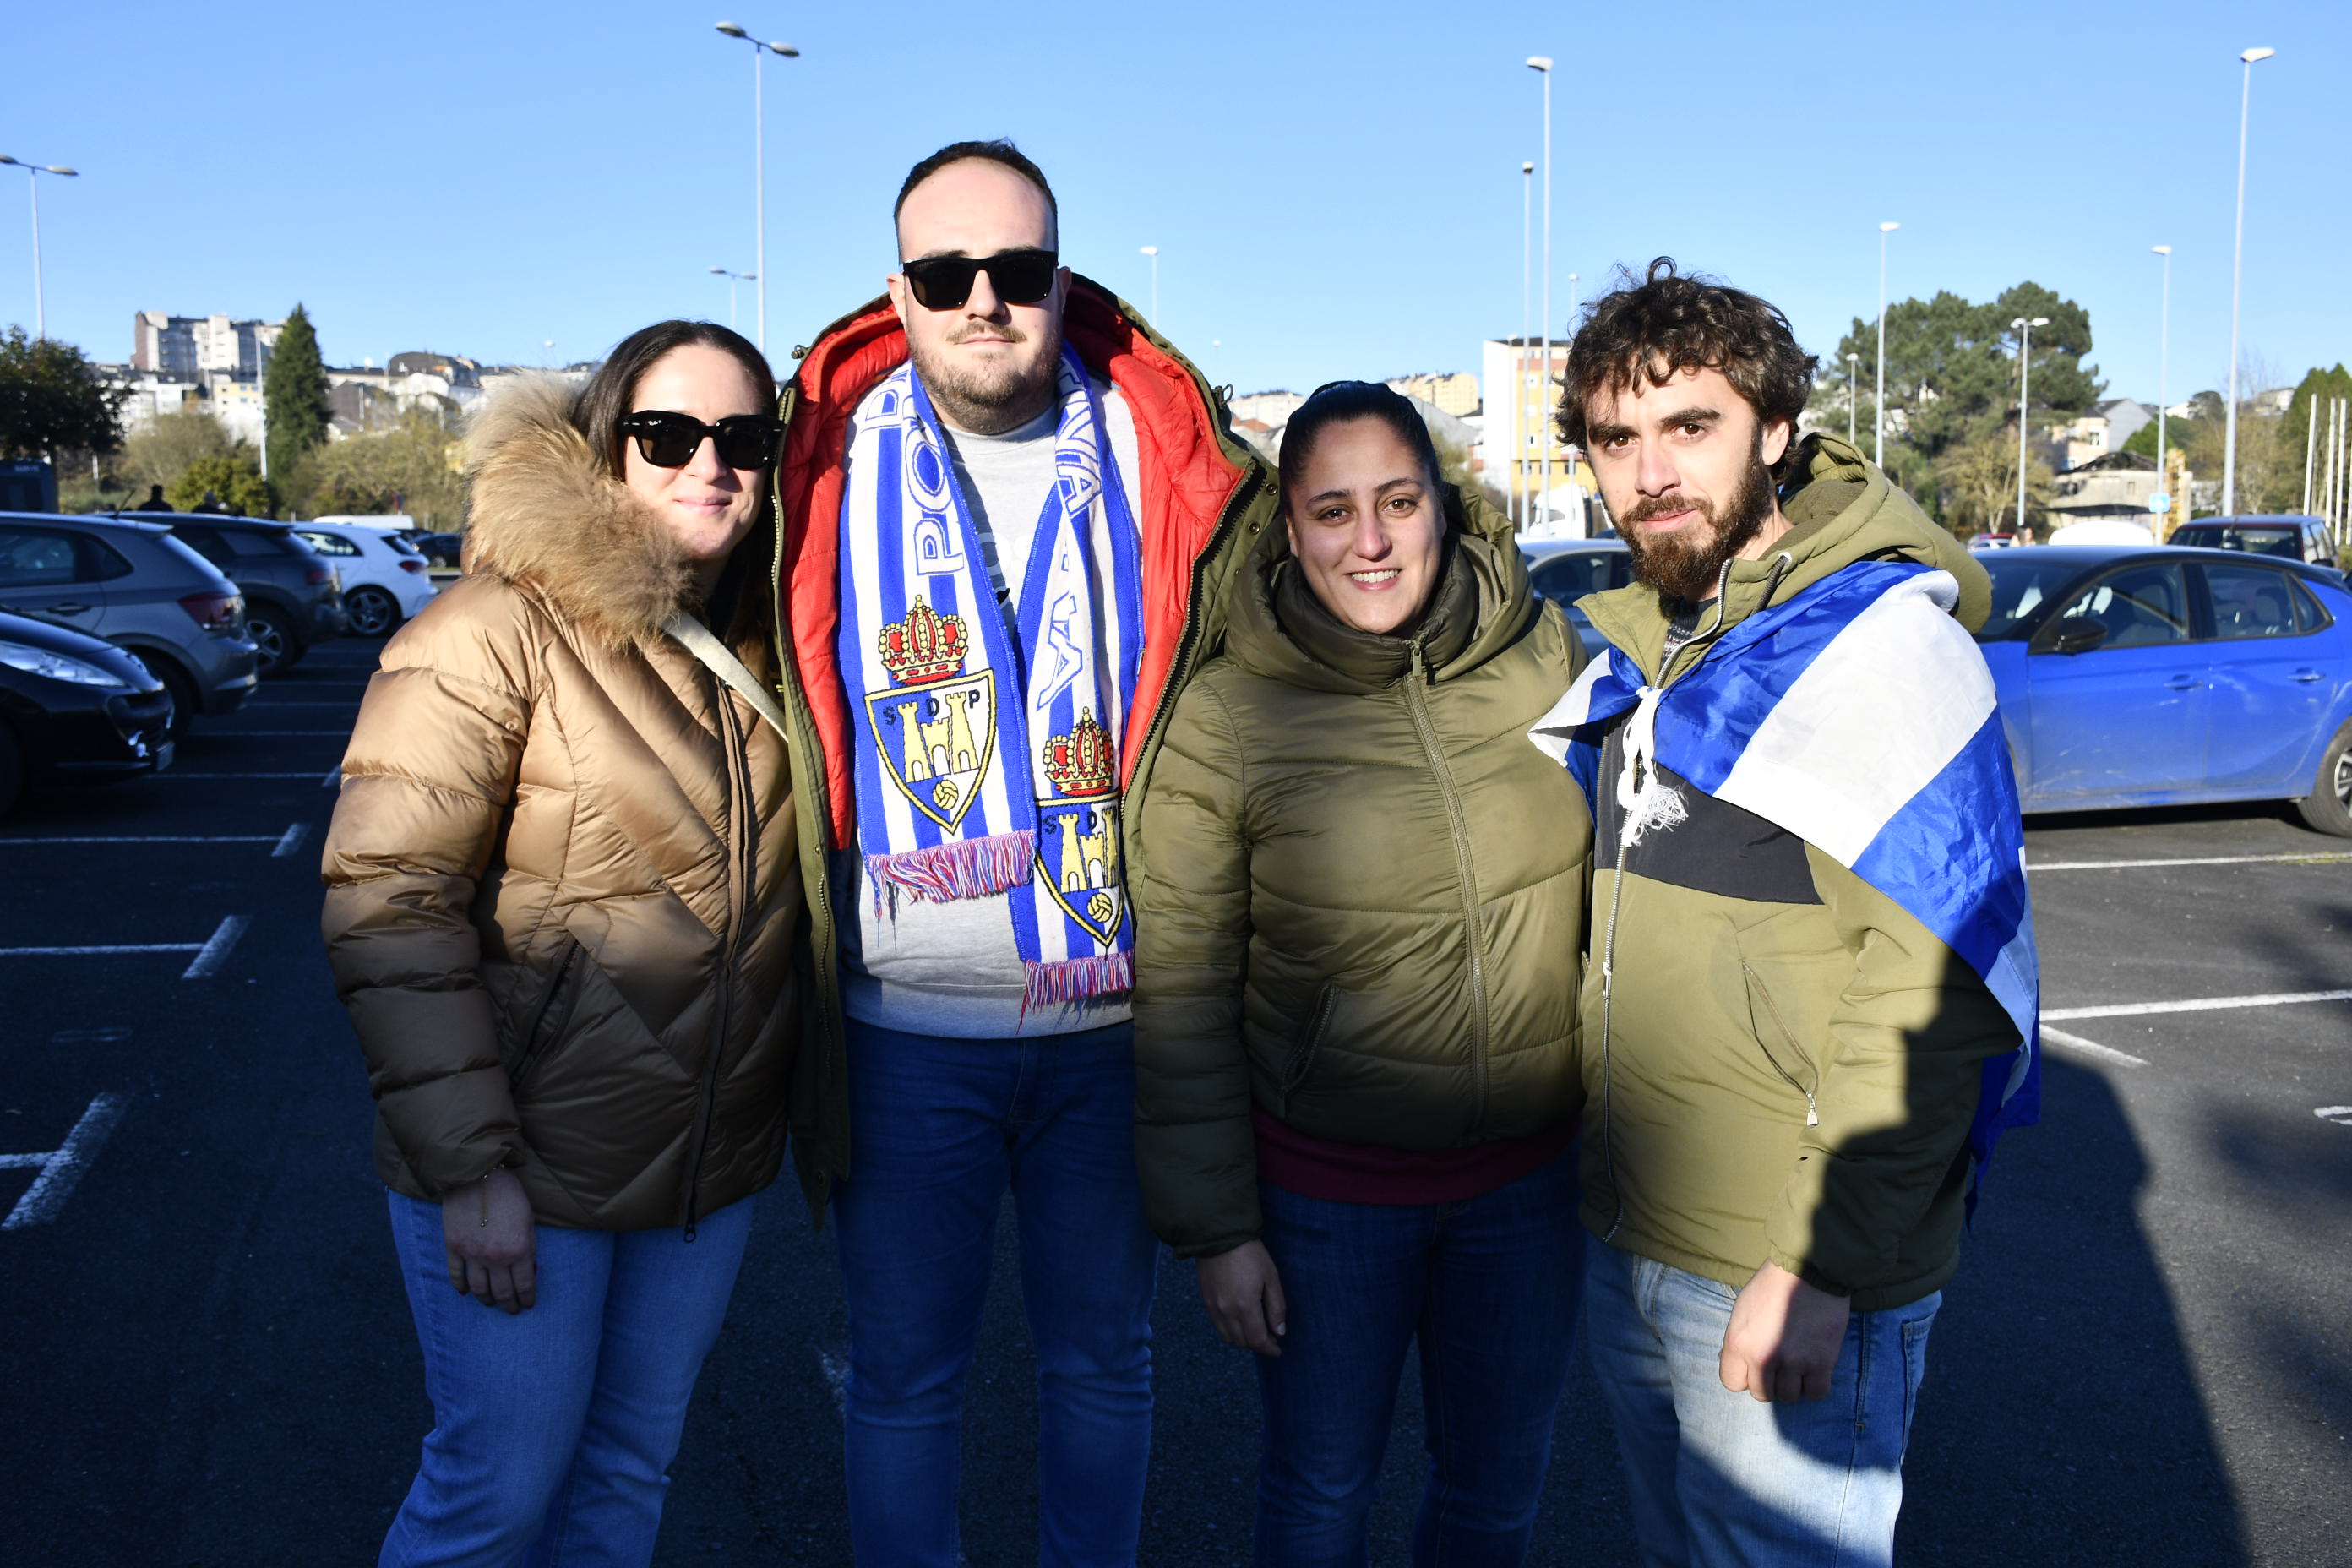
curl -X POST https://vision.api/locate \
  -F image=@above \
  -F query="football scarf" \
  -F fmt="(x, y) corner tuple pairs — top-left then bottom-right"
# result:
(837, 345), (1142, 1009)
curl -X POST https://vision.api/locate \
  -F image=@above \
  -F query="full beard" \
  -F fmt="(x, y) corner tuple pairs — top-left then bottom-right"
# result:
(909, 317), (1063, 434)
(1618, 444), (1778, 607)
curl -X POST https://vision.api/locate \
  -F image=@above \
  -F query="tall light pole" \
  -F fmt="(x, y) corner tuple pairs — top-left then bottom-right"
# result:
(1847, 352), (1860, 447)
(1138, 246), (1159, 324)
(2223, 46), (2275, 515)
(2151, 245), (2171, 503)
(714, 22), (799, 356)
(1527, 56), (1554, 526)
(0, 156), (79, 340)
(1519, 159), (1533, 530)
(1876, 220), (1899, 467)
(710, 266), (754, 332)
(2012, 315), (2050, 534)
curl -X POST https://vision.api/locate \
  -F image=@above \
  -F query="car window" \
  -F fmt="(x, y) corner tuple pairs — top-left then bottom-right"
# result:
(172, 525), (232, 568)
(2289, 577), (2334, 634)
(2203, 564), (2302, 640)
(1978, 556), (2092, 640)
(0, 526), (84, 587)
(1527, 552), (1619, 605)
(2055, 563), (2191, 648)
(2183, 524), (2300, 558)
(297, 530), (361, 558)
(73, 532), (135, 582)
(224, 528), (302, 558)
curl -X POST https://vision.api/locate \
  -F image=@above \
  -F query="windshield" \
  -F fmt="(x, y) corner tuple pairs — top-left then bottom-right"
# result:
(1977, 556), (2091, 640)
(2176, 524), (2300, 558)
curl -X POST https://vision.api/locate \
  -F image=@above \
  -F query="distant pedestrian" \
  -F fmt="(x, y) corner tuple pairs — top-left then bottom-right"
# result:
(133, 483), (174, 513)
(188, 489), (226, 514)
(322, 319), (819, 1568)
(1132, 380), (1592, 1562)
(771, 138), (1277, 1564)
(1533, 259), (2039, 1568)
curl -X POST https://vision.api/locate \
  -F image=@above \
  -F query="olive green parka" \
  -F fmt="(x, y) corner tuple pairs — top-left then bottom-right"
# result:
(1133, 491), (1592, 1259)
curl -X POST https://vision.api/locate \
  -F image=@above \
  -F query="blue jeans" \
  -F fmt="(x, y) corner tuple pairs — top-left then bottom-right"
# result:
(1252, 1150), (1582, 1567)
(831, 1018), (1159, 1567)
(378, 1190), (755, 1568)
(1582, 1237), (1940, 1568)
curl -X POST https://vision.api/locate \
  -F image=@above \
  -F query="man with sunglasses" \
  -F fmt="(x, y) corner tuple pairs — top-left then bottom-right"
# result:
(769, 139), (1277, 1563)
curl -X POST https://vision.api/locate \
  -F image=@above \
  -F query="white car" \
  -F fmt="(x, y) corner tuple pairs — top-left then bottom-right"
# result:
(294, 520), (439, 636)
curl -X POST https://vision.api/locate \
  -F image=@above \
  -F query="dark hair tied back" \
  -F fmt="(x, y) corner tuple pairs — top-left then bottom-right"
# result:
(1277, 380), (1446, 512)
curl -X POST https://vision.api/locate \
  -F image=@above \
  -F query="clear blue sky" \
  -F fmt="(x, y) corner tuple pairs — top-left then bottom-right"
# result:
(6, 0), (2346, 408)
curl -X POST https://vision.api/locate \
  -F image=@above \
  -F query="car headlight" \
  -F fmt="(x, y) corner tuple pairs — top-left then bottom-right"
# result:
(0, 639), (131, 689)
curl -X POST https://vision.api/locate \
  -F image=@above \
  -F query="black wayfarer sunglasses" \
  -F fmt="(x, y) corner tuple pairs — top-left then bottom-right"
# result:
(900, 249), (1060, 311)
(617, 411), (787, 470)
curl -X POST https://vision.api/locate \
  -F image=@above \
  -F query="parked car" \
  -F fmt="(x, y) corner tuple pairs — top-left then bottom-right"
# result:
(408, 531), (466, 569)
(1970, 531), (2020, 550)
(1975, 544), (2352, 835)
(0, 607), (175, 816)
(294, 520), (440, 636)
(0, 512), (258, 737)
(165, 515), (347, 673)
(1521, 537), (1631, 661)
(2169, 514), (2338, 568)
(2046, 518), (2157, 547)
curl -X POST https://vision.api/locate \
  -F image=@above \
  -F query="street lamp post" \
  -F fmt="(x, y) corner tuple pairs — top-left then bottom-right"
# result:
(1519, 159), (1532, 530)
(2012, 315), (2050, 534)
(1138, 246), (1158, 324)
(1527, 56), (1553, 528)
(1847, 352), (1860, 447)
(1876, 220), (1899, 468)
(710, 266), (754, 332)
(2223, 46), (2275, 516)
(2151, 245), (2171, 505)
(713, 22), (799, 355)
(0, 156), (79, 340)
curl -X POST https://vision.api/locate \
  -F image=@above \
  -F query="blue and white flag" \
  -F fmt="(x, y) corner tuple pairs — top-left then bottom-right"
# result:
(1530, 561), (2040, 1195)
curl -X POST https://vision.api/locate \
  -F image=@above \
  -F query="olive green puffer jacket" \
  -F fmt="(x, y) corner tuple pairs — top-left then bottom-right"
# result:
(1133, 493), (1592, 1259)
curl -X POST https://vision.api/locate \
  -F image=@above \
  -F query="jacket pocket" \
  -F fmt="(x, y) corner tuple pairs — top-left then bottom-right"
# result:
(1741, 961), (1820, 1128)
(1277, 983), (1340, 1116)
(510, 939), (584, 1090)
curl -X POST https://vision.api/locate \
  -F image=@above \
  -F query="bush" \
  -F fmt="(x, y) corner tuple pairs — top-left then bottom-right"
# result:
(168, 451), (275, 517)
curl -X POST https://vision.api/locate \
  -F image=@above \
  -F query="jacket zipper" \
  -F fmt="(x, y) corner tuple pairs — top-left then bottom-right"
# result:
(683, 667), (755, 1239)
(511, 941), (580, 1088)
(1280, 983), (1338, 1115)
(1741, 961), (1821, 1126)
(1405, 640), (1491, 1135)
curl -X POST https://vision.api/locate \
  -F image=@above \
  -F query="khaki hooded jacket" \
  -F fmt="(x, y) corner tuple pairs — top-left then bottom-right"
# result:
(321, 380), (803, 1232)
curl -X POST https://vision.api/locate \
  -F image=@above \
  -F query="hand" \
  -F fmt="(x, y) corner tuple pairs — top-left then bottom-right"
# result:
(1719, 1259), (1849, 1402)
(442, 1168), (537, 1314)
(1195, 1240), (1288, 1357)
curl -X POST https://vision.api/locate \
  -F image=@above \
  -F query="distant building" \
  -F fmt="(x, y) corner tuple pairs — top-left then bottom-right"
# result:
(2046, 450), (2162, 524)
(2055, 399), (2154, 471)
(133, 312), (281, 379)
(1386, 371), (1479, 418)
(1478, 337), (1590, 531)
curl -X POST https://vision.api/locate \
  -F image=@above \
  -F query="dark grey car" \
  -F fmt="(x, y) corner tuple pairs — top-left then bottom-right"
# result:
(1521, 537), (1631, 661)
(166, 515), (348, 673)
(0, 512), (260, 734)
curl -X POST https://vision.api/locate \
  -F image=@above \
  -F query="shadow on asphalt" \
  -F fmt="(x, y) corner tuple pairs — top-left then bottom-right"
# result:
(2023, 799), (2302, 836)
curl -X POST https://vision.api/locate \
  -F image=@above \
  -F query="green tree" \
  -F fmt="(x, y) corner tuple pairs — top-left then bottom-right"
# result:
(122, 404), (237, 493)
(0, 325), (128, 458)
(168, 450), (274, 516)
(265, 303), (330, 480)
(2281, 364), (2352, 510)
(286, 406), (466, 528)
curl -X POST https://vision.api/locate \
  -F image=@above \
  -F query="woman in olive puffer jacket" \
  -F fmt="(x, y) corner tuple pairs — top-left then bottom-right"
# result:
(1132, 380), (1592, 1560)
(322, 320), (807, 1566)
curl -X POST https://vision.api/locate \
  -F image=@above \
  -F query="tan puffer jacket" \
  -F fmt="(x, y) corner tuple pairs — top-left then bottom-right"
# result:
(321, 379), (803, 1232)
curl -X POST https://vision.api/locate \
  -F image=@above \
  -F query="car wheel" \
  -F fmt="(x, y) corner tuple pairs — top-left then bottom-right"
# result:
(2294, 719), (2352, 838)
(346, 586), (401, 637)
(246, 608), (304, 676)
(0, 721), (19, 819)
(125, 650), (200, 739)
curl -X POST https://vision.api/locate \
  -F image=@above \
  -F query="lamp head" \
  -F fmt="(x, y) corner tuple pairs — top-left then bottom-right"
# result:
(715, 20), (746, 37)
(1139, 245), (1157, 257)
(47, 166), (76, 177)
(2152, 244), (2171, 256)
(769, 41), (798, 56)
(1526, 55), (1553, 71)
(0, 156), (18, 166)
(710, 266), (726, 275)
(2241, 46), (2275, 63)
(1879, 220), (1900, 233)
(1521, 161), (1533, 174)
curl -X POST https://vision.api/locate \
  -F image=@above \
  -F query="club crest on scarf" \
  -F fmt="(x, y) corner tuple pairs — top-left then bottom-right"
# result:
(838, 346), (1145, 1010)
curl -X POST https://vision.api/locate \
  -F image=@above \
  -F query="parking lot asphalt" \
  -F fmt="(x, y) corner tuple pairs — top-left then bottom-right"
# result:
(1, 635), (2345, 1566)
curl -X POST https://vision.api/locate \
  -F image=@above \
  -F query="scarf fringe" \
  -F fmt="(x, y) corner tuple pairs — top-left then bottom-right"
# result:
(865, 830), (1037, 910)
(1022, 951), (1135, 1012)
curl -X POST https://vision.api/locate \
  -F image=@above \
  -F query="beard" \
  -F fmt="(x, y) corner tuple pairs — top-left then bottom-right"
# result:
(1618, 438), (1778, 607)
(908, 314), (1063, 434)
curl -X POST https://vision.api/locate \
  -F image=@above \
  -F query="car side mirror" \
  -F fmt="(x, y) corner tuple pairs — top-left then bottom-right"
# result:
(2045, 616), (2109, 656)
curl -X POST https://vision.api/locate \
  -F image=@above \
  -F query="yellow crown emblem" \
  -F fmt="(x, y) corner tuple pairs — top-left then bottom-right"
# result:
(1043, 709), (1117, 798)
(877, 597), (970, 686)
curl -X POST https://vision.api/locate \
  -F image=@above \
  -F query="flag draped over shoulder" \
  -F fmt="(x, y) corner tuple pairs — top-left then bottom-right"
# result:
(1530, 561), (2040, 1199)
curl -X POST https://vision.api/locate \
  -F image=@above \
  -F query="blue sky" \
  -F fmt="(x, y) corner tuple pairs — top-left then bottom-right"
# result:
(6, 0), (2346, 408)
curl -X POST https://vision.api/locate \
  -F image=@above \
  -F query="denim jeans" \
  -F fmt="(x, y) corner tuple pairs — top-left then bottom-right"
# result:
(378, 1189), (755, 1568)
(1582, 1236), (1940, 1568)
(831, 1018), (1159, 1567)
(1251, 1149), (1582, 1568)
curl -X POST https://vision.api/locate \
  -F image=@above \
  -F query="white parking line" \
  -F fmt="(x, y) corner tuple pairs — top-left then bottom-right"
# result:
(0, 834), (281, 846)
(322, 767), (341, 788)
(0, 1093), (128, 1230)
(2317, 1107), (2352, 1127)
(2039, 1026), (2150, 1069)
(181, 915), (249, 978)
(2029, 852), (2352, 872)
(247, 700), (362, 707)
(0, 915), (248, 979)
(171, 772), (340, 780)
(206, 730), (351, 738)
(272, 823), (312, 857)
(2044, 989), (2352, 1021)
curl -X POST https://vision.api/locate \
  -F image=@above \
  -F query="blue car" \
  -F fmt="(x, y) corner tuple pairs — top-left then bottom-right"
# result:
(1975, 545), (2352, 835)
(1521, 537), (1630, 662)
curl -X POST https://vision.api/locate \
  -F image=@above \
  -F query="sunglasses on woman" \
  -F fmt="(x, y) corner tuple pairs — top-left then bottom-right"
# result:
(617, 411), (787, 470)
(899, 248), (1060, 311)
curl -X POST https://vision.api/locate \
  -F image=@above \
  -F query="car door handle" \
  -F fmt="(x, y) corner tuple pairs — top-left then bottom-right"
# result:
(43, 602), (92, 615)
(2293, 669), (2324, 683)
(2164, 675), (2201, 690)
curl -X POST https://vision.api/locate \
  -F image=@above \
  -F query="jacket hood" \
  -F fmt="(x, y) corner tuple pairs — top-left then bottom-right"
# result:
(461, 376), (698, 649)
(1582, 432), (1991, 683)
(1224, 485), (1535, 694)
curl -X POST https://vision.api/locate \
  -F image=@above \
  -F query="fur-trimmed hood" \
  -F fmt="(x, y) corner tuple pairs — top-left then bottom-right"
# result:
(462, 377), (695, 648)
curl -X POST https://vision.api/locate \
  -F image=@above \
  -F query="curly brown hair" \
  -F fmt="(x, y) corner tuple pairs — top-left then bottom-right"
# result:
(1554, 258), (1816, 464)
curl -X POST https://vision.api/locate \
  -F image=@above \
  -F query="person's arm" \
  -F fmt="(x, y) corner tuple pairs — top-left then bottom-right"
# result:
(321, 585), (540, 1309)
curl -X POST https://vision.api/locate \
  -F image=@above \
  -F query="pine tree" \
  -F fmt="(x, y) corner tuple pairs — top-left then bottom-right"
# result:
(264, 303), (330, 482)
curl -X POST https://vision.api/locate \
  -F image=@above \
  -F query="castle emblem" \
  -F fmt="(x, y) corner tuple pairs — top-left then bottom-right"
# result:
(1036, 709), (1124, 944)
(863, 597), (996, 830)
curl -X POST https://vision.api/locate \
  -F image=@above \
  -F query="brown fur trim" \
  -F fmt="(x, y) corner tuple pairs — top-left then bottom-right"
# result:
(461, 377), (694, 649)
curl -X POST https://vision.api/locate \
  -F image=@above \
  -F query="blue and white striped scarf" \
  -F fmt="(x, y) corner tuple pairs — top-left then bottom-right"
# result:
(1531, 560), (2040, 1200)
(837, 346), (1143, 1009)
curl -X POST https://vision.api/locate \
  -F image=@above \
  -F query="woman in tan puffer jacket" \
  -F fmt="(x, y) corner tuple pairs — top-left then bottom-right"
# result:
(321, 320), (804, 1567)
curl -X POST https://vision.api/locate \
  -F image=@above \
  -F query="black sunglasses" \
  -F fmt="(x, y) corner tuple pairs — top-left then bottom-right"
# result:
(617, 411), (786, 470)
(900, 249), (1059, 311)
